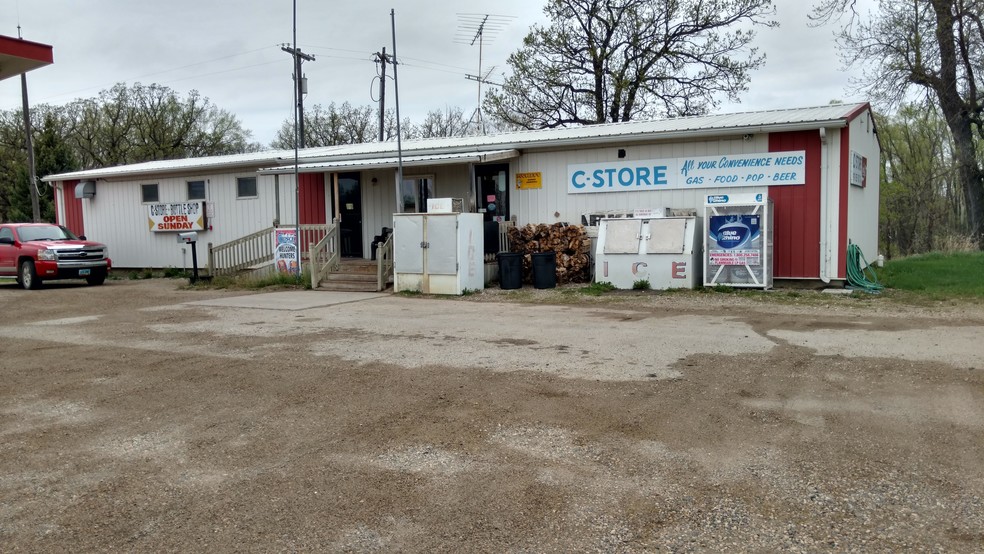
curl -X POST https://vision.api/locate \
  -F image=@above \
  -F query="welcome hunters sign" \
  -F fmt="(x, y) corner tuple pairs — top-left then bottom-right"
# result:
(568, 151), (806, 194)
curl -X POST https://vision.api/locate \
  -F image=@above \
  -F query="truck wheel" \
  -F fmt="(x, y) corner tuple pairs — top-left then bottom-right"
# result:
(19, 260), (41, 290)
(86, 274), (106, 286)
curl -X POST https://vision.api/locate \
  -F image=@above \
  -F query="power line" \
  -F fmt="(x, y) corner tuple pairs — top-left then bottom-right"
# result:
(30, 46), (285, 102)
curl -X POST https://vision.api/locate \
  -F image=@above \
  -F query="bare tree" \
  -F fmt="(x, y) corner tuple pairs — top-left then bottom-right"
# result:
(813, 0), (984, 244)
(418, 106), (469, 138)
(485, 0), (777, 129)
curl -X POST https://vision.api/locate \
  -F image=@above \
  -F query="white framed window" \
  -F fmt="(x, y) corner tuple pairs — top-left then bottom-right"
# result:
(237, 177), (258, 198)
(400, 175), (435, 213)
(187, 180), (206, 200)
(141, 183), (159, 203)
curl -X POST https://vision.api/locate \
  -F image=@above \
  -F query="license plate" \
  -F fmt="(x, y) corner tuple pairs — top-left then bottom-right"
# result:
(79, 269), (91, 276)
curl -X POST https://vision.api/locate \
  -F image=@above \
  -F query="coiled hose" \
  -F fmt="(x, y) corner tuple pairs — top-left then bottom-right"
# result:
(846, 241), (884, 293)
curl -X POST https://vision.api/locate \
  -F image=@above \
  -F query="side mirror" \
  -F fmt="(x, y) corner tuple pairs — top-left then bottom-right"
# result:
(0, 236), (14, 245)
(79, 235), (87, 240)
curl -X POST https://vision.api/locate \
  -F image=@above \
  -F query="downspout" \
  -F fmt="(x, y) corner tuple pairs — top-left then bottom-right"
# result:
(274, 174), (281, 225)
(818, 127), (831, 283)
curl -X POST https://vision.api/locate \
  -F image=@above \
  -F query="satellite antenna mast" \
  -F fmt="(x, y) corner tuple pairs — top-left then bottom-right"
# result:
(455, 13), (514, 135)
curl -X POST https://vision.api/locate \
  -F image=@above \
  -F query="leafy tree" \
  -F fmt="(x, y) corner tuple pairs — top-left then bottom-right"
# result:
(0, 108), (71, 222)
(877, 105), (963, 257)
(60, 82), (260, 167)
(812, 0), (984, 245)
(0, 83), (259, 221)
(485, 0), (777, 129)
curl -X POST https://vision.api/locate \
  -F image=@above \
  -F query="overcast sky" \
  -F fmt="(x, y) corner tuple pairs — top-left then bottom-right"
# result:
(1, 0), (870, 148)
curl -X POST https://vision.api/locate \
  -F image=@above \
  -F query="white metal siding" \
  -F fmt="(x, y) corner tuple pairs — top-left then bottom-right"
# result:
(78, 171), (282, 269)
(845, 112), (880, 261)
(361, 165), (471, 260)
(509, 136), (770, 226)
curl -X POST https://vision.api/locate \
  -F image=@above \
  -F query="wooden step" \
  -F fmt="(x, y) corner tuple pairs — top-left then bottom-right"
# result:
(316, 258), (392, 292)
(338, 259), (378, 274)
(318, 280), (385, 292)
(325, 272), (376, 284)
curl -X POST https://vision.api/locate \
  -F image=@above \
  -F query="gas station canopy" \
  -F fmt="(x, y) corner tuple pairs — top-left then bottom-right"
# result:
(0, 34), (53, 82)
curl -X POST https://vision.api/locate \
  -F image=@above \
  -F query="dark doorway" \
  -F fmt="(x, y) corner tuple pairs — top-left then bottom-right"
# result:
(338, 173), (363, 258)
(475, 163), (510, 222)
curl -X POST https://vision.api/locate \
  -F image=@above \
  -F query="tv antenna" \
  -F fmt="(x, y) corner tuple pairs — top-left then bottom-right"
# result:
(455, 13), (514, 135)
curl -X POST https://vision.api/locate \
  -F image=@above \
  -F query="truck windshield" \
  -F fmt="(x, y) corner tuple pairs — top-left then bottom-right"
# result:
(17, 225), (77, 242)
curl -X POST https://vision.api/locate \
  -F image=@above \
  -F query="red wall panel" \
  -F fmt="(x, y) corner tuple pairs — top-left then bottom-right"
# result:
(298, 173), (326, 225)
(769, 131), (822, 278)
(59, 180), (85, 237)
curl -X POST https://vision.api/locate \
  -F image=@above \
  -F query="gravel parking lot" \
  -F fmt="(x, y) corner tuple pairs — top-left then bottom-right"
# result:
(1, 278), (982, 551)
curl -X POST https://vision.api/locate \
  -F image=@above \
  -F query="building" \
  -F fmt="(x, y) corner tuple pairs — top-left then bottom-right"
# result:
(43, 103), (879, 285)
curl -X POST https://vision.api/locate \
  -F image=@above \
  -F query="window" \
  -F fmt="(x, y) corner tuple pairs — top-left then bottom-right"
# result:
(237, 177), (258, 198)
(399, 175), (435, 213)
(187, 180), (206, 200)
(0, 227), (13, 242)
(141, 184), (159, 203)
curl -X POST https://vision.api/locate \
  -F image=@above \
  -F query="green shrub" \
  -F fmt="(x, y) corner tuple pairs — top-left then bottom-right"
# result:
(163, 267), (187, 279)
(632, 279), (650, 290)
(580, 281), (617, 296)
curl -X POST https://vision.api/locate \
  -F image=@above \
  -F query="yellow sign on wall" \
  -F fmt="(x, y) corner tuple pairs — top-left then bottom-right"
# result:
(515, 172), (542, 190)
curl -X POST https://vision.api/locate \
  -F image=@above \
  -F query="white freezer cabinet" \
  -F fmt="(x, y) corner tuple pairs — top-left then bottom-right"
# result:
(393, 213), (485, 295)
(594, 216), (702, 289)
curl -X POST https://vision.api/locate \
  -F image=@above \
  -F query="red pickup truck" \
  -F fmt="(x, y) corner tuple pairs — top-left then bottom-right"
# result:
(0, 223), (112, 290)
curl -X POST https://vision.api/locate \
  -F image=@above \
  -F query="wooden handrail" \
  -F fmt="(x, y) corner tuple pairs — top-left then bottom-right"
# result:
(208, 226), (274, 276)
(376, 233), (394, 291)
(208, 224), (330, 277)
(309, 220), (339, 288)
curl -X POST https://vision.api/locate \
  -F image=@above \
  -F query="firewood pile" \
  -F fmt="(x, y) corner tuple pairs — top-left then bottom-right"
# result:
(506, 223), (592, 284)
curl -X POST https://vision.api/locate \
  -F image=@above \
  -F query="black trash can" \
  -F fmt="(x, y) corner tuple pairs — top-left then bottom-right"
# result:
(531, 251), (557, 289)
(497, 253), (522, 290)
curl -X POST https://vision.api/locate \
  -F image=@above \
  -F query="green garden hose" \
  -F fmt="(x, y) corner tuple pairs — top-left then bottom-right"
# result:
(846, 241), (884, 293)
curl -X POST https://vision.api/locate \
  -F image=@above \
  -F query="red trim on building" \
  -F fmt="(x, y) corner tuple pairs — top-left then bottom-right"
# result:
(837, 126), (851, 279)
(839, 102), (871, 124)
(60, 180), (85, 237)
(769, 131), (822, 278)
(0, 35), (54, 81)
(298, 173), (326, 225)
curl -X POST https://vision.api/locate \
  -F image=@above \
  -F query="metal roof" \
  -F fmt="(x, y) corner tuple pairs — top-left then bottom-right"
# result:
(262, 149), (520, 175)
(44, 103), (871, 182)
(42, 149), (298, 182)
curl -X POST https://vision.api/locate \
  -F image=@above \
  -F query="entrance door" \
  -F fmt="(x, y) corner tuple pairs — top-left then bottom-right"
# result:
(475, 163), (510, 222)
(338, 173), (363, 258)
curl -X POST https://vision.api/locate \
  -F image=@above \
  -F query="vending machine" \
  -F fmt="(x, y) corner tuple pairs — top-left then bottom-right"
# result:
(704, 193), (773, 289)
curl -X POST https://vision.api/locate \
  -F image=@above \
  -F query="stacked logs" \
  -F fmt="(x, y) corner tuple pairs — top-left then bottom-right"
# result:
(506, 223), (592, 284)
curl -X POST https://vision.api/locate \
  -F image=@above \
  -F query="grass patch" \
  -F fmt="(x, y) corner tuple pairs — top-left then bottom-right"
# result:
(879, 251), (984, 298)
(579, 281), (617, 296)
(195, 271), (310, 290)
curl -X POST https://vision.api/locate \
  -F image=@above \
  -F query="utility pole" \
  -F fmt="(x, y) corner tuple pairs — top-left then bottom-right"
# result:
(18, 25), (40, 222)
(281, 45), (315, 148)
(373, 47), (388, 142)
